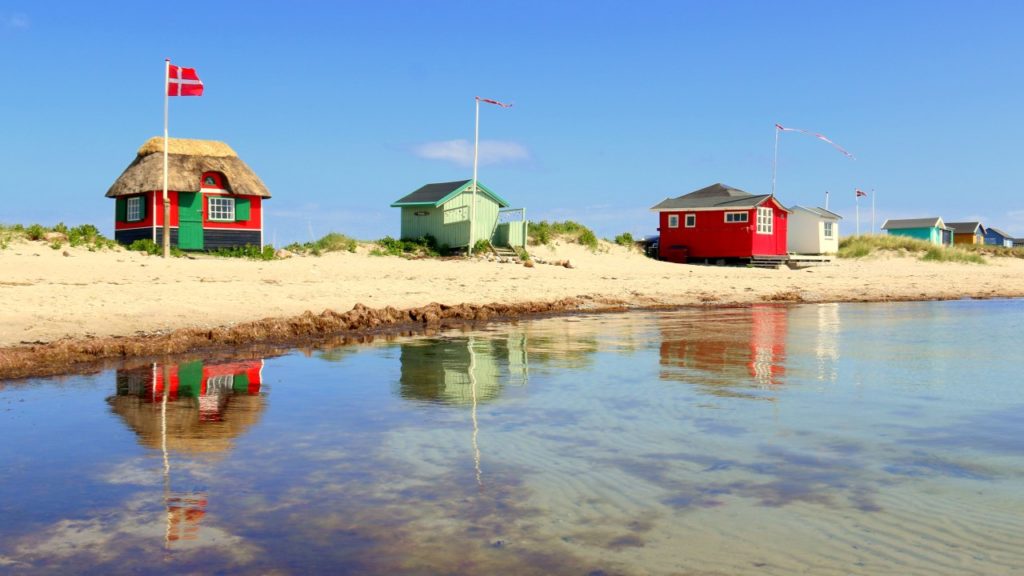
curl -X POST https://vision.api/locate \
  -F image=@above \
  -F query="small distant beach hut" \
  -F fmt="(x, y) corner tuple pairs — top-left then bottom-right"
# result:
(881, 218), (953, 246)
(106, 137), (271, 250)
(984, 226), (1015, 248)
(650, 183), (790, 264)
(390, 180), (527, 250)
(946, 221), (986, 245)
(787, 206), (842, 255)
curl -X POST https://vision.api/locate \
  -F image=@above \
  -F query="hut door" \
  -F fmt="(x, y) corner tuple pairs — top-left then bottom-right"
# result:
(178, 192), (204, 250)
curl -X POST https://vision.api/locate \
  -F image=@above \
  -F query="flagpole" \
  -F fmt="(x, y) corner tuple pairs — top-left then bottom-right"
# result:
(162, 59), (171, 259)
(770, 125), (780, 196)
(469, 97), (480, 256)
(825, 191), (829, 210)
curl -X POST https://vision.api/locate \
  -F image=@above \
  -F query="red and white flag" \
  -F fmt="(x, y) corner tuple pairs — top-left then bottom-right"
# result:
(167, 64), (204, 96)
(775, 123), (854, 159)
(856, 189), (867, 197)
(476, 96), (512, 108)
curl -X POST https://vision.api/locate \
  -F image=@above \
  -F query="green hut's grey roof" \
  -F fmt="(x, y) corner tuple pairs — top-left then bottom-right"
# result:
(946, 221), (984, 234)
(882, 217), (947, 230)
(651, 183), (784, 211)
(792, 205), (843, 220)
(391, 180), (510, 208)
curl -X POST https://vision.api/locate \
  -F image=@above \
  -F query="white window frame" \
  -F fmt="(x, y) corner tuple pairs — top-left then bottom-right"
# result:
(667, 214), (679, 228)
(208, 196), (235, 222)
(823, 221), (834, 238)
(724, 211), (748, 223)
(685, 214), (696, 228)
(756, 207), (773, 235)
(126, 196), (143, 222)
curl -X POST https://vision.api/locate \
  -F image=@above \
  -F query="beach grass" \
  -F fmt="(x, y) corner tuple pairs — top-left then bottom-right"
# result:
(285, 232), (359, 256)
(839, 235), (988, 264)
(1, 222), (117, 251)
(528, 220), (599, 250)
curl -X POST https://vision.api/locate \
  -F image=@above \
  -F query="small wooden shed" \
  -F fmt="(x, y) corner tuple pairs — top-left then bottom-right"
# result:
(881, 217), (953, 246)
(946, 221), (986, 245)
(391, 180), (526, 249)
(787, 206), (842, 255)
(106, 137), (271, 251)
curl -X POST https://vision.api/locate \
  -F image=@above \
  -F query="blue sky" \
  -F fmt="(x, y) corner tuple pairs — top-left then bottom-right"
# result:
(2, 1), (1022, 242)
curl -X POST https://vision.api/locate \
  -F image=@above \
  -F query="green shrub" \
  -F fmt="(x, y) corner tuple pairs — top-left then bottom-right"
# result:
(839, 235), (987, 264)
(284, 232), (359, 256)
(473, 239), (492, 254)
(577, 229), (598, 250)
(613, 232), (634, 247)
(128, 239), (161, 255)
(371, 235), (443, 257)
(25, 224), (45, 241)
(921, 247), (986, 264)
(211, 244), (277, 260)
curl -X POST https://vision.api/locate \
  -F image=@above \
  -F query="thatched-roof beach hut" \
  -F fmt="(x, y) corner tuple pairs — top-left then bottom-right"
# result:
(106, 137), (271, 250)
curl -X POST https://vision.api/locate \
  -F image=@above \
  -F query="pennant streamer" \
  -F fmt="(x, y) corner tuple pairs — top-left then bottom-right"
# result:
(775, 123), (854, 159)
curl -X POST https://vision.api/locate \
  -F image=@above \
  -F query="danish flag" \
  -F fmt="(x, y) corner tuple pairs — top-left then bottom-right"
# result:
(856, 189), (868, 197)
(476, 96), (512, 108)
(167, 64), (204, 96)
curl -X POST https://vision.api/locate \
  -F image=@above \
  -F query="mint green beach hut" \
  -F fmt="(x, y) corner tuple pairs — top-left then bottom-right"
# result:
(391, 180), (527, 250)
(881, 217), (954, 246)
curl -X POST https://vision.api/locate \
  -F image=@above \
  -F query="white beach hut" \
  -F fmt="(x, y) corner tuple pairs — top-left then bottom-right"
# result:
(787, 206), (842, 255)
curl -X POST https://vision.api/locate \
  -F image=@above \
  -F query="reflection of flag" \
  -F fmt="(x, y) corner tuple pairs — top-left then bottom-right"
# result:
(775, 123), (854, 159)
(167, 64), (204, 96)
(856, 189), (867, 197)
(476, 96), (512, 108)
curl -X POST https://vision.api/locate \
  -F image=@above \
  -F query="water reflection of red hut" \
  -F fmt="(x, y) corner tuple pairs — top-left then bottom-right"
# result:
(659, 306), (788, 388)
(109, 358), (266, 549)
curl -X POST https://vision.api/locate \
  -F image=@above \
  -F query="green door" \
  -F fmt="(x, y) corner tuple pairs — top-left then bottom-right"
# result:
(176, 360), (204, 398)
(178, 192), (204, 250)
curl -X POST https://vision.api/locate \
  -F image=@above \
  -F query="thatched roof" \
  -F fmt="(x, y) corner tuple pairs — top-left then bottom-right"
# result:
(106, 137), (271, 198)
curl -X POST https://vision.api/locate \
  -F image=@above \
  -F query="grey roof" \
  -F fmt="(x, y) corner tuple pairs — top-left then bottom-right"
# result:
(946, 221), (984, 234)
(393, 180), (471, 205)
(651, 183), (773, 210)
(792, 205), (843, 220)
(881, 217), (946, 230)
(986, 226), (1012, 238)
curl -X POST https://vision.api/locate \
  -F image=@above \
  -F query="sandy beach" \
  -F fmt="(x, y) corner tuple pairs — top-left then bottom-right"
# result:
(2, 238), (1024, 377)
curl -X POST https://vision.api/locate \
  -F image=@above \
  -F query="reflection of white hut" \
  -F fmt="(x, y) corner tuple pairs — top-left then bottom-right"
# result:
(788, 206), (841, 255)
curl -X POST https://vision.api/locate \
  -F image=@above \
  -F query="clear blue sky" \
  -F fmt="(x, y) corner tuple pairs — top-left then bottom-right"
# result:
(2, 1), (1022, 242)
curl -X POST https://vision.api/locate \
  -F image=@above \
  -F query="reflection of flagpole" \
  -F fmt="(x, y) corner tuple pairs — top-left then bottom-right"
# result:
(468, 337), (482, 489)
(161, 363), (172, 550)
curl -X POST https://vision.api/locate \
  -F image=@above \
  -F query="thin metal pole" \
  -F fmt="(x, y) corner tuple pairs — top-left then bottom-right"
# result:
(470, 97), (480, 255)
(825, 191), (829, 210)
(770, 126), (780, 196)
(162, 59), (171, 259)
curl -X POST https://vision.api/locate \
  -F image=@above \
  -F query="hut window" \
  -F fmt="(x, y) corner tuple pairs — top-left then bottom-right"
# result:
(684, 214), (696, 228)
(757, 207), (773, 235)
(202, 173), (223, 188)
(725, 212), (748, 223)
(824, 222), (834, 238)
(667, 214), (679, 228)
(208, 196), (235, 221)
(126, 196), (144, 222)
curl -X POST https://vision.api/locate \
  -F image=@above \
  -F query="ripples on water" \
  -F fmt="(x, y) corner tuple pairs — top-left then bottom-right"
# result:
(1, 300), (1023, 575)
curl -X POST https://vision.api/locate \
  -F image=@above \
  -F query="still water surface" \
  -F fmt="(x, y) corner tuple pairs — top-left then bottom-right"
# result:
(1, 300), (1023, 575)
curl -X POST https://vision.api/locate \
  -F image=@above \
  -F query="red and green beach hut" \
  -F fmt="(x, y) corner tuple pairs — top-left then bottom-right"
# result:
(106, 137), (271, 250)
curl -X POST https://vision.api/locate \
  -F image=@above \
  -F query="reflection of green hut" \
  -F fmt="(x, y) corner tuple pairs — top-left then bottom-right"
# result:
(398, 336), (528, 404)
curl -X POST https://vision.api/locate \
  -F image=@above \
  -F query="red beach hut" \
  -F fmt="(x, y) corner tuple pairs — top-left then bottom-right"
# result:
(106, 137), (271, 251)
(650, 183), (790, 264)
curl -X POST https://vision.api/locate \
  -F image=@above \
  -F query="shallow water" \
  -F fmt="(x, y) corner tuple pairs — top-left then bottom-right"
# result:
(1, 300), (1023, 575)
